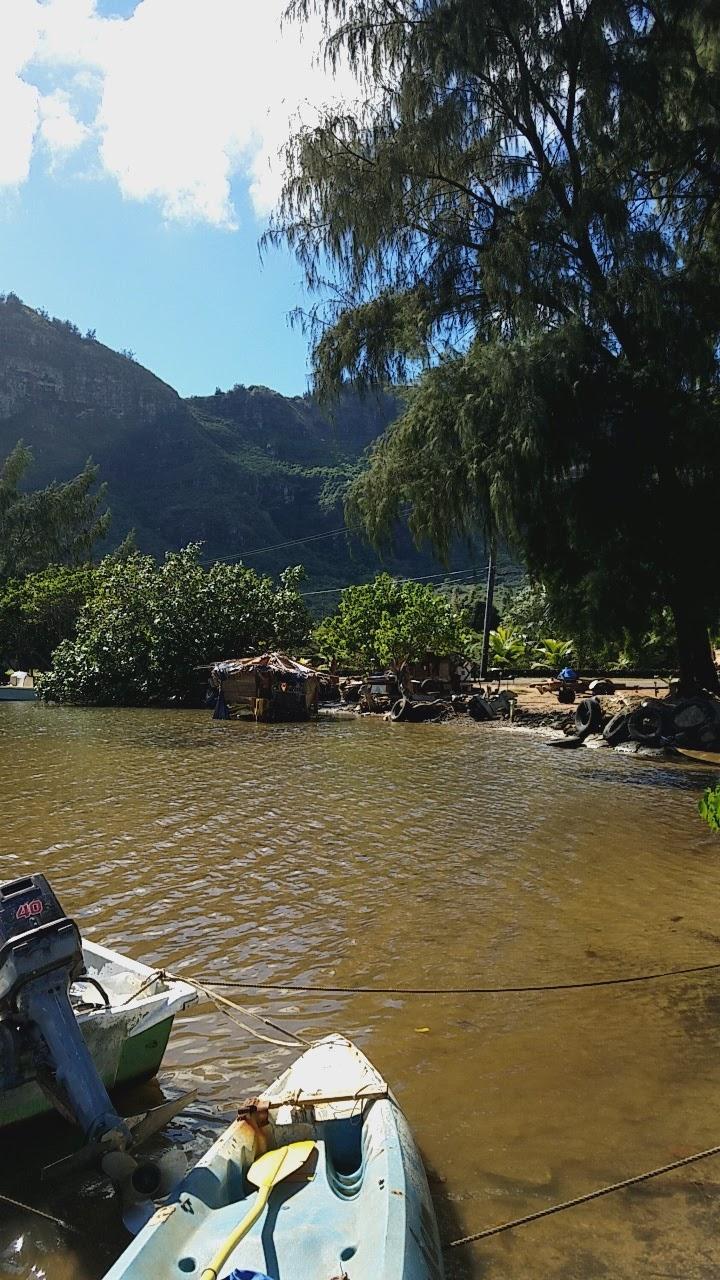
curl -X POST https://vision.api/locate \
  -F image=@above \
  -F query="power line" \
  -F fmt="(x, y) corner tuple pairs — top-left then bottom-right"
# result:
(300, 565), (521, 598)
(200, 525), (350, 565)
(300, 565), (491, 597)
(198, 525), (522, 599)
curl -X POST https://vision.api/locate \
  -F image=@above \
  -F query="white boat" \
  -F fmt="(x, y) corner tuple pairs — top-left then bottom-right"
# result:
(0, 940), (197, 1130)
(0, 671), (37, 701)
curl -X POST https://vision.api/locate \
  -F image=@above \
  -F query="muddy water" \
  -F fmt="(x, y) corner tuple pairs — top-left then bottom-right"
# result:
(2, 702), (720, 1279)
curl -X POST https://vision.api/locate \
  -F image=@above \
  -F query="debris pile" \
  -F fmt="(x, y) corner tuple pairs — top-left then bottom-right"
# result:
(385, 689), (516, 725)
(545, 694), (720, 756)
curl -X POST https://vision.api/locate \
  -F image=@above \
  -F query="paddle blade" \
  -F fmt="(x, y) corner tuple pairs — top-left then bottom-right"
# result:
(247, 1140), (316, 1191)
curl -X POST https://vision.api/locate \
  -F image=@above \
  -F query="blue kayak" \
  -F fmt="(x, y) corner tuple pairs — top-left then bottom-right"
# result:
(102, 1034), (445, 1280)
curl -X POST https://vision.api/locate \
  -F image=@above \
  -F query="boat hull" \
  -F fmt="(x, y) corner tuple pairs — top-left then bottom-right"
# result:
(0, 687), (36, 701)
(102, 1034), (445, 1280)
(0, 942), (196, 1130)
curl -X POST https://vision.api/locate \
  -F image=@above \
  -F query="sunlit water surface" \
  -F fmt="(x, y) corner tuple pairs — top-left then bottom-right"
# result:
(2, 702), (720, 1279)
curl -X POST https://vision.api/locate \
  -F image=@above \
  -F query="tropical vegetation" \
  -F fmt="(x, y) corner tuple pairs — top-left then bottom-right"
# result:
(273, 0), (720, 692)
(40, 546), (311, 706)
(0, 564), (97, 673)
(313, 573), (467, 668)
(699, 783), (720, 834)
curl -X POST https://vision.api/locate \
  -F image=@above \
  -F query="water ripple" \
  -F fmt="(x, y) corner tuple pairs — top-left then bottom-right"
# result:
(2, 703), (720, 1278)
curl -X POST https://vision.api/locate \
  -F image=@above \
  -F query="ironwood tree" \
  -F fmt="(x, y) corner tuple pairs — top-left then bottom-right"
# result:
(270, 0), (720, 690)
(0, 442), (110, 580)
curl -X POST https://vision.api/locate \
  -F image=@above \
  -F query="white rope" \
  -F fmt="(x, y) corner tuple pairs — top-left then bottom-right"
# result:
(174, 974), (312, 1050)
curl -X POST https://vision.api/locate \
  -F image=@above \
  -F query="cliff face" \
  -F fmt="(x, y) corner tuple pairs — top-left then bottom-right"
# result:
(0, 295), (442, 587)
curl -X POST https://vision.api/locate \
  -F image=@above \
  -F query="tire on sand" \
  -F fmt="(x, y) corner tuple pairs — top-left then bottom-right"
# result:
(602, 711), (630, 747)
(575, 697), (603, 734)
(627, 700), (667, 745)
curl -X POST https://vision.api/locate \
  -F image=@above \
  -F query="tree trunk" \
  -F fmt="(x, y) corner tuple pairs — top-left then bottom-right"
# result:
(671, 598), (719, 695)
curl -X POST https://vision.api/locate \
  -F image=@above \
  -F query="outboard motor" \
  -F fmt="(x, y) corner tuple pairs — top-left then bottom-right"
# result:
(0, 874), (131, 1151)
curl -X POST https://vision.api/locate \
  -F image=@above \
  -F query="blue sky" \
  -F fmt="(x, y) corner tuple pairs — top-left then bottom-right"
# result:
(0, 0), (352, 398)
(0, 163), (313, 397)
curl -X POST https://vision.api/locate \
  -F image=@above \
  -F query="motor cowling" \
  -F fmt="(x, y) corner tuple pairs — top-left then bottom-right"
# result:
(0, 873), (83, 1005)
(0, 874), (131, 1149)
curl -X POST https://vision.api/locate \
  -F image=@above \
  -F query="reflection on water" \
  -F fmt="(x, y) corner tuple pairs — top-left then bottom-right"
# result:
(2, 702), (720, 1278)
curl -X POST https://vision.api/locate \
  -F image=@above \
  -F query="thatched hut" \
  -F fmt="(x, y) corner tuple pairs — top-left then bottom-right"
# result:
(211, 652), (322, 722)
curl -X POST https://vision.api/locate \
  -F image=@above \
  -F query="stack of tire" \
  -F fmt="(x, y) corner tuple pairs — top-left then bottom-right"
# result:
(547, 694), (720, 751)
(600, 696), (720, 750)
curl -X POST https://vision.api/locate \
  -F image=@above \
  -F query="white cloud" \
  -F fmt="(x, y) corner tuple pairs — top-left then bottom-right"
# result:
(0, 0), (40, 186)
(0, 0), (356, 227)
(38, 89), (90, 157)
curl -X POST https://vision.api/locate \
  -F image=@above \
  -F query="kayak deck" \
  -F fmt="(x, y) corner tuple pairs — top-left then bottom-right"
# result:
(103, 1035), (444, 1280)
(167, 1119), (386, 1275)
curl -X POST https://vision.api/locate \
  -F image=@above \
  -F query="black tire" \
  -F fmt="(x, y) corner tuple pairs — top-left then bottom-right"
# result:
(413, 700), (449, 721)
(669, 698), (715, 735)
(467, 695), (492, 722)
(588, 679), (615, 695)
(627, 700), (667, 745)
(390, 697), (409, 722)
(545, 732), (588, 749)
(558, 687), (576, 704)
(603, 711), (630, 747)
(575, 697), (603, 734)
(421, 678), (443, 694)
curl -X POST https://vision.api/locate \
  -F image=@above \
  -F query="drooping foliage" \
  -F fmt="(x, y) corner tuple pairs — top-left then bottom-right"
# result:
(272, 0), (720, 690)
(40, 546), (312, 705)
(0, 442), (110, 580)
(313, 572), (467, 666)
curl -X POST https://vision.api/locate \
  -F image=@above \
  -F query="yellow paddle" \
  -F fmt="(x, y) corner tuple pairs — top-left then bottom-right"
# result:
(200, 1140), (316, 1280)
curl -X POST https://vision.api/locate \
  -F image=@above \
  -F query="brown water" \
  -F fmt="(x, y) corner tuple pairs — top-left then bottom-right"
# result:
(2, 701), (720, 1280)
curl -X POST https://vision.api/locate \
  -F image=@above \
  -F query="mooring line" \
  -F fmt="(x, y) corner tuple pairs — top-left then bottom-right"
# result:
(170, 973), (313, 1049)
(449, 1141), (720, 1247)
(180, 958), (720, 997)
(0, 1190), (79, 1234)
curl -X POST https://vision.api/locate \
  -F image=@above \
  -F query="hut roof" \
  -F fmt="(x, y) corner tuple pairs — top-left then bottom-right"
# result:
(212, 651), (321, 680)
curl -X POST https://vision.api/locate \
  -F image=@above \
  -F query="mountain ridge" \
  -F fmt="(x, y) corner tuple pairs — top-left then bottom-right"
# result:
(0, 294), (471, 590)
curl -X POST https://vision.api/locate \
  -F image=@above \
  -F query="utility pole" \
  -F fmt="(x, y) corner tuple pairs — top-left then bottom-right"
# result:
(480, 539), (496, 680)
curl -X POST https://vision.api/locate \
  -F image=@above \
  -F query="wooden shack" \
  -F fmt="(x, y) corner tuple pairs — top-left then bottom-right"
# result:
(211, 652), (321, 723)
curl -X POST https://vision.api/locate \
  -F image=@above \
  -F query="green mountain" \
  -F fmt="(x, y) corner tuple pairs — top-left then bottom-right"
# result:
(0, 294), (478, 592)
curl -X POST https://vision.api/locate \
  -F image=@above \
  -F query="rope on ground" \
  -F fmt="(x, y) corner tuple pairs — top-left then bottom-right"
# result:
(450, 1141), (720, 1247)
(181, 958), (720, 997)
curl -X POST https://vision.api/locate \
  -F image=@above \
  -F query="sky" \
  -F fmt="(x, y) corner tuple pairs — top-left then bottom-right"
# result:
(0, 0), (357, 397)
